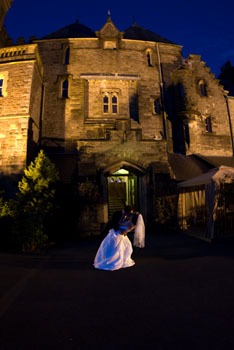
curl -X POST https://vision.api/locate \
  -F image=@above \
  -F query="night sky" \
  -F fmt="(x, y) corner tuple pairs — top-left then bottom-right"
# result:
(4, 0), (234, 77)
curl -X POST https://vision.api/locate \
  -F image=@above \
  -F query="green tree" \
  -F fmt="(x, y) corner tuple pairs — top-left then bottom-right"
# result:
(15, 150), (60, 251)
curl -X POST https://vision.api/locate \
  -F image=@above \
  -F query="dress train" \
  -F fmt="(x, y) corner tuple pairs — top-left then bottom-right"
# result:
(94, 229), (135, 271)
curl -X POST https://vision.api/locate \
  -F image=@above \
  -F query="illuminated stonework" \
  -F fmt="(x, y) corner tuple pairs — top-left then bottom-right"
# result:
(1, 9), (234, 232)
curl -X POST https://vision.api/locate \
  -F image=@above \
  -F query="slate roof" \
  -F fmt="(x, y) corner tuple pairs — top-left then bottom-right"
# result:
(168, 153), (215, 181)
(195, 155), (234, 168)
(40, 20), (174, 44)
(168, 153), (234, 182)
(41, 21), (96, 39)
(123, 24), (174, 44)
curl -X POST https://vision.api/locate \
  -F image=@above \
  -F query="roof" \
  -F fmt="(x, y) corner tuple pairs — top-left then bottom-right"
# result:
(195, 155), (234, 168)
(40, 18), (175, 44)
(41, 21), (96, 39)
(178, 165), (234, 188)
(168, 153), (214, 181)
(123, 23), (174, 44)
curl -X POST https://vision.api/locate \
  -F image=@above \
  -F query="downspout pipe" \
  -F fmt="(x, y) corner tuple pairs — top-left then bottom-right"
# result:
(224, 94), (234, 156)
(156, 43), (167, 142)
(39, 82), (45, 148)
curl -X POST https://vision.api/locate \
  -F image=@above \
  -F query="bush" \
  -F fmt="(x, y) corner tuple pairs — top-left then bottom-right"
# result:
(0, 150), (60, 251)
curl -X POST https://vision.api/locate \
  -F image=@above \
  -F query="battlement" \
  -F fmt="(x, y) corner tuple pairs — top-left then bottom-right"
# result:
(0, 43), (39, 62)
(0, 43), (43, 75)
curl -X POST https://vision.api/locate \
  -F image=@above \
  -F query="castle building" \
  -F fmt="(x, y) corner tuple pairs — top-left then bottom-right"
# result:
(1, 7), (234, 234)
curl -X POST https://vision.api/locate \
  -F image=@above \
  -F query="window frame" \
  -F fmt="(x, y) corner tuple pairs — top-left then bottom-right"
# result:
(0, 79), (3, 97)
(102, 91), (119, 115)
(64, 47), (70, 65)
(61, 79), (69, 98)
(0, 72), (8, 97)
(205, 116), (212, 133)
(146, 49), (153, 67)
(198, 79), (208, 97)
(153, 98), (161, 114)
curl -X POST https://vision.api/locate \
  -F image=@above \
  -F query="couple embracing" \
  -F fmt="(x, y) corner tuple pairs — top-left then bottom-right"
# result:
(94, 205), (145, 271)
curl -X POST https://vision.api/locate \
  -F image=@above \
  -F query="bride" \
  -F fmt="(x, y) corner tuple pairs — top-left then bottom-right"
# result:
(93, 214), (136, 271)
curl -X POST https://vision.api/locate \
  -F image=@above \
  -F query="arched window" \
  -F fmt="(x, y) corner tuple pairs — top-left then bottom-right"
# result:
(103, 93), (118, 114)
(198, 80), (207, 97)
(64, 47), (70, 65)
(147, 51), (153, 67)
(61, 79), (69, 98)
(112, 94), (118, 113)
(103, 94), (109, 113)
(205, 117), (212, 133)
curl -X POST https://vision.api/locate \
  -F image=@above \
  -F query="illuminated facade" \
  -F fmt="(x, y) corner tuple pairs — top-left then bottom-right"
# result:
(1, 11), (234, 233)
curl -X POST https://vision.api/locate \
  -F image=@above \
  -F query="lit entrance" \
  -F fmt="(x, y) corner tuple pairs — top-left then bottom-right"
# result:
(107, 169), (138, 217)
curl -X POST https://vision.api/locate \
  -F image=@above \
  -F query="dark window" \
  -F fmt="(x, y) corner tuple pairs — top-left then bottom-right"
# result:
(103, 93), (118, 114)
(178, 83), (185, 98)
(64, 47), (70, 65)
(205, 117), (212, 132)
(112, 95), (118, 113)
(199, 80), (207, 96)
(147, 51), (153, 66)
(103, 95), (109, 113)
(129, 94), (139, 122)
(0, 79), (3, 97)
(62, 79), (69, 98)
(154, 98), (161, 114)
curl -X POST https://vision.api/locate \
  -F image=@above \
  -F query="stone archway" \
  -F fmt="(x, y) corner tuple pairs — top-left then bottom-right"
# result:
(101, 160), (147, 219)
(107, 169), (137, 217)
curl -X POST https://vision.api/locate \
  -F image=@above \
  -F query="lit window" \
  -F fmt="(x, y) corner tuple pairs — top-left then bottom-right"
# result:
(103, 93), (118, 114)
(205, 117), (212, 133)
(61, 79), (69, 98)
(0, 79), (3, 97)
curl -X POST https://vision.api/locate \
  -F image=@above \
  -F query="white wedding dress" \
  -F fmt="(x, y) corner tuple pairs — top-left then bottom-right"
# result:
(94, 228), (135, 271)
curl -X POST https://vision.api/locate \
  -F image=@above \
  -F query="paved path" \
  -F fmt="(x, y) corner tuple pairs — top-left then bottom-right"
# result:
(0, 232), (234, 349)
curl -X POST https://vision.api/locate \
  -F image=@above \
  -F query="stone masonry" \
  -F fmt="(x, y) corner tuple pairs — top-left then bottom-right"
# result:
(1, 12), (234, 232)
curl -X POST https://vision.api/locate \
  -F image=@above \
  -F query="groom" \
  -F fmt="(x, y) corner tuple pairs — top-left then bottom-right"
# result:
(102, 205), (137, 236)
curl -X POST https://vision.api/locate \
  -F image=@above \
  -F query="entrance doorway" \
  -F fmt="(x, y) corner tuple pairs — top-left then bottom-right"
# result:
(107, 169), (138, 218)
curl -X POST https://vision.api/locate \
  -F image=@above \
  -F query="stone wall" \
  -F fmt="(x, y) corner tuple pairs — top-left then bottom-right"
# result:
(0, 44), (43, 174)
(226, 96), (234, 154)
(170, 54), (233, 156)
(37, 35), (183, 176)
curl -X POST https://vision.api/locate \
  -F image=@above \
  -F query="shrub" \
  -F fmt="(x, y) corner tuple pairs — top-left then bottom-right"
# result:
(0, 150), (60, 251)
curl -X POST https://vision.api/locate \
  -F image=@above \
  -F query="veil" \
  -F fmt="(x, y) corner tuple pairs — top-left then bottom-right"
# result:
(133, 214), (145, 248)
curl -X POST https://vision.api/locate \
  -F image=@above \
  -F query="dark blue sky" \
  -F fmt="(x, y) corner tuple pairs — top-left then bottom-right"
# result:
(4, 0), (234, 77)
